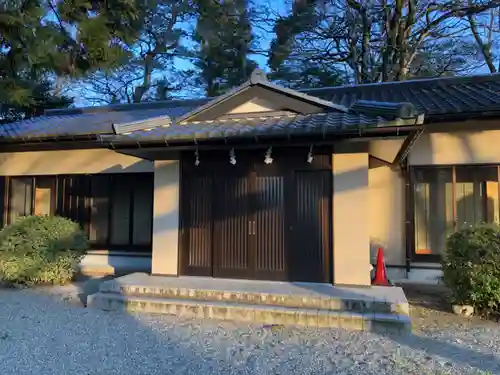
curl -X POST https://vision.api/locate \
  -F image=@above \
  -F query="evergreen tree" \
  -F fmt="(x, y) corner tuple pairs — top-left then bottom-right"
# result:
(76, 0), (192, 104)
(0, 0), (65, 121)
(193, 0), (257, 97)
(0, 0), (145, 121)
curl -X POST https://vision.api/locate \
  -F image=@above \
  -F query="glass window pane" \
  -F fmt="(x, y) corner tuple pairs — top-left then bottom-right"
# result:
(34, 178), (56, 216)
(486, 178), (499, 224)
(414, 168), (453, 256)
(9, 178), (33, 223)
(456, 166), (497, 227)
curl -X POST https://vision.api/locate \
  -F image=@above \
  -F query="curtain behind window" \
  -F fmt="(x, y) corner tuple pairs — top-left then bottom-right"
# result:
(414, 168), (453, 256)
(414, 166), (498, 257)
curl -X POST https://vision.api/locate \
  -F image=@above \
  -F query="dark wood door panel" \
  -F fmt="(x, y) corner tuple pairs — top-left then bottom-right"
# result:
(290, 170), (332, 283)
(253, 174), (287, 281)
(180, 173), (213, 277)
(179, 149), (332, 283)
(213, 172), (251, 279)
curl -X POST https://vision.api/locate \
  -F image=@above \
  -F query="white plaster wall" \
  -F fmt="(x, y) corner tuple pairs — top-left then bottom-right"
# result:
(332, 153), (371, 286)
(227, 97), (281, 114)
(151, 160), (180, 275)
(410, 129), (500, 165)
(369, 138), (404, 163)
(368, 162), (406, 266)
(0, 149), (153, 175)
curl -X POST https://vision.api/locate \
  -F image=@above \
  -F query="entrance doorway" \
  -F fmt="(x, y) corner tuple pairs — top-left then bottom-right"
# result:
(179, 148), (332, 283)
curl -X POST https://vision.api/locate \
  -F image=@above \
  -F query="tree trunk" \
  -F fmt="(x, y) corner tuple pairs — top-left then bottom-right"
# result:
(467, 10), (497, 73)
(133, 52), (154, 103)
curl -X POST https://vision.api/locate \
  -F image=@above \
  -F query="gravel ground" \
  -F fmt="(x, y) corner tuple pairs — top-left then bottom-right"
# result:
(0, 287), (499, 375)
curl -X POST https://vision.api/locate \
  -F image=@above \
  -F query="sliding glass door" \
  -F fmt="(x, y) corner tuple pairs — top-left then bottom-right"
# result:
(413, 168), (453, 257)
(412, 166), (499, 259)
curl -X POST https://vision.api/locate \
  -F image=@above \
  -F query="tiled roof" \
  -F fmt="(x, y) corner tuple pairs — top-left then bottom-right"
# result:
(0, 101), (206, 140)
(102, 112), (417, 144)
(2, 73), (499, 144)
(304, 74), (500, 117)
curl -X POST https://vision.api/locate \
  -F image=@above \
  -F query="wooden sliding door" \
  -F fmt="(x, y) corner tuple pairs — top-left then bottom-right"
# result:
(180, 148), (332, 283)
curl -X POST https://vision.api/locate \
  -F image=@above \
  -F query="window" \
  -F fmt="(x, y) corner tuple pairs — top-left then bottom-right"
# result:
(8, 177), (57, 224)
(34, 178), (56, 216)
(412, 166), (499, 259)
(9, 177), (34, 223)
(6, 174), (154, 252)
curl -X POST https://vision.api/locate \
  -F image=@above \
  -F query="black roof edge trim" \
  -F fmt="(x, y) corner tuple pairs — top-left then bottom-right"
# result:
(425, 107), (500, 122)
(0, 133), (106, 146)
(105, 124), (421, 150)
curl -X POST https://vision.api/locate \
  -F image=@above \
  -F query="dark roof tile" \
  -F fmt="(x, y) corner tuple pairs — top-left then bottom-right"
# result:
(303, 73), (500, 116)
(0, 103), (203, 140)
(103, 112), (413, 144)
(3, 73), (499, 143)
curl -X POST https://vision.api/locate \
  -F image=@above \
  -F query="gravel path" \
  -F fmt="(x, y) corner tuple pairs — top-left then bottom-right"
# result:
(0, 288), (499, 375)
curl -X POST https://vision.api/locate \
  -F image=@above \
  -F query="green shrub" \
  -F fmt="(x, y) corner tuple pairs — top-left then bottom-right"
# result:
(0, 216), (88, 285)
(442, 223), (500, 313)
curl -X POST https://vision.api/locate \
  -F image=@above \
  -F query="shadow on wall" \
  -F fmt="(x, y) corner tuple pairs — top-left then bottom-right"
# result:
(410, 130), (485, 165)
(0, 149), (153, 176)
(369, 239), (387, 264)
(368, 157), (406, 267)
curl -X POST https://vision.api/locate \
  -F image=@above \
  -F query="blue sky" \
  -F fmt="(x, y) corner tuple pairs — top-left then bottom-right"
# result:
(71, 0), (286, 106)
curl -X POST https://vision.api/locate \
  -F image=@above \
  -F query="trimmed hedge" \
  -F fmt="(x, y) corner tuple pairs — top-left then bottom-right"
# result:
(0, 216), (88, 285)
(442, 223), (500, 314)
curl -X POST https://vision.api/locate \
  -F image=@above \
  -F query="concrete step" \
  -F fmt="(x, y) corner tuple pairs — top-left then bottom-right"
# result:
(88, 292), (410, 333)
(98, 280), (409, 317)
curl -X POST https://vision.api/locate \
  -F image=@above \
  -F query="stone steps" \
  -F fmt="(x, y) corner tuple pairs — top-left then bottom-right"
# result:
(88, 292), (410, 333)
(88, 273), (411, 333)
(98, 280), (409, 316)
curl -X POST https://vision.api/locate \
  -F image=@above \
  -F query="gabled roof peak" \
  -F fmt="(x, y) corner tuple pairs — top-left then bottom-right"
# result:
(176, 70), (348, 123)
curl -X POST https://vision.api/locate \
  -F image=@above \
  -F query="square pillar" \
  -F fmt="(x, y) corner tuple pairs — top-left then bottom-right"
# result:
(151, 160), (180, 276)
(332, 153), (371, 286)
